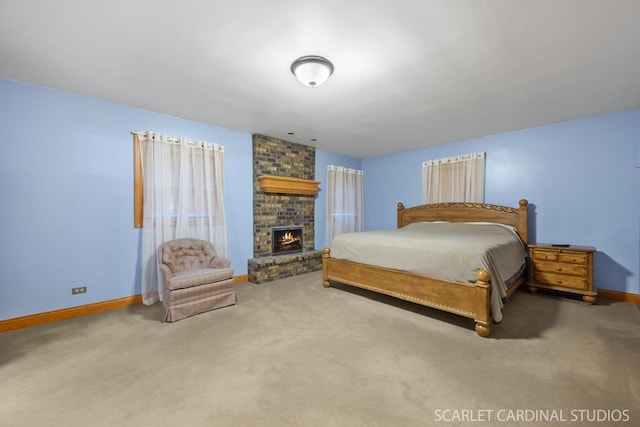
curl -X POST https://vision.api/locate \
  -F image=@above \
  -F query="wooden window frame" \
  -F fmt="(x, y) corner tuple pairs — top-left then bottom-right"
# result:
(134, 134), (143, 228)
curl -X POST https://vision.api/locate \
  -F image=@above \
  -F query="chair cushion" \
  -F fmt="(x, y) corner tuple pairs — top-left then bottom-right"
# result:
(167, 267), (234, 291)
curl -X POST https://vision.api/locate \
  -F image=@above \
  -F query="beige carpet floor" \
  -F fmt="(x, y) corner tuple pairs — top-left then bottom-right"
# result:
(1, 271), (639, 427)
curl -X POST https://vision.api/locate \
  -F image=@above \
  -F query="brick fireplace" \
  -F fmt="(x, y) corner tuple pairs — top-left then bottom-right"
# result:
(248, 134), (322, 283)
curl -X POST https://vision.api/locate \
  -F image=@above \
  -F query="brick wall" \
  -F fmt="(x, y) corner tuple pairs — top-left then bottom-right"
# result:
(249, 134), (321, 283)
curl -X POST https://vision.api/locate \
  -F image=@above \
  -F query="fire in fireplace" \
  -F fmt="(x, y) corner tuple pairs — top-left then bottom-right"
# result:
(271, 226), (303, 255)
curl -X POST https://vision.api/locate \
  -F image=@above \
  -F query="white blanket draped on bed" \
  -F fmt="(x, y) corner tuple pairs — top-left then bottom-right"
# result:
(329, 222), (526, 322)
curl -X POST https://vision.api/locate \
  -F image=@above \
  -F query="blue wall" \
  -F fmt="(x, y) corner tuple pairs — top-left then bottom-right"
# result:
(0, 78), (254, 320)
(362, 110), (640, 295)
(1, 76), (637, 321)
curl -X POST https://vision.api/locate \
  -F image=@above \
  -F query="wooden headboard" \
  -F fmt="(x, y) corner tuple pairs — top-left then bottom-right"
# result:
(397, 199), (529, 244)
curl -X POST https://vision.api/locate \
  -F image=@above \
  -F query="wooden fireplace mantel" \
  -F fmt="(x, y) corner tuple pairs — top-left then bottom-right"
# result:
(258, 175), (320, 195)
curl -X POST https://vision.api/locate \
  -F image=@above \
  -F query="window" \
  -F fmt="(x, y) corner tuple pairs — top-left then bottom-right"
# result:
(422, 152), (485, 203)
(326, 165), (364, 244)
(134, 133), (225, 228)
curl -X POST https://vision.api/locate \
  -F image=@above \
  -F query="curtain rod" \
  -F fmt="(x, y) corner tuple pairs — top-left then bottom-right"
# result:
(131, 131), (224, 150)
(131, 131), (180, 144)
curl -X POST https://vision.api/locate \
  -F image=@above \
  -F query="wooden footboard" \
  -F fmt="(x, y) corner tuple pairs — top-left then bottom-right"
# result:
(322, 248), (492, 337)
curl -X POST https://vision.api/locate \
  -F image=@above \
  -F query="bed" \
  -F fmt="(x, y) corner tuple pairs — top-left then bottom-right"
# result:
(322, 199), (529, 337)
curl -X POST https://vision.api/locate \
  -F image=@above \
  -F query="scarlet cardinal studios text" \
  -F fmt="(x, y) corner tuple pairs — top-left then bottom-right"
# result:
(433, 408), (630, 423)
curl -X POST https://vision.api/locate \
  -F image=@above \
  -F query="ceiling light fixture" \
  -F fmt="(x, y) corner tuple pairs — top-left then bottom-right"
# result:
(290, 55), (334, 87)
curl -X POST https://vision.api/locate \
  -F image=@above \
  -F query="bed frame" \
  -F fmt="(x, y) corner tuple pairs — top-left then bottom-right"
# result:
(322, 199), (529, 337)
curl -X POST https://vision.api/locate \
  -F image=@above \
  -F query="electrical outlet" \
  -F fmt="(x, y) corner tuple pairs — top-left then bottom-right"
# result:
(72, 286), (87, 295)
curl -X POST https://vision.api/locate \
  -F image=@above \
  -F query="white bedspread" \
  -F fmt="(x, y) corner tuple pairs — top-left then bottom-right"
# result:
(329, 222), (526, 322)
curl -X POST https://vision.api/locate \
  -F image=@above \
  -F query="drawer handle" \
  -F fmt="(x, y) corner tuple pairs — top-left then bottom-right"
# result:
(556, 280), (563, 285)
(556, 267), (563, 272)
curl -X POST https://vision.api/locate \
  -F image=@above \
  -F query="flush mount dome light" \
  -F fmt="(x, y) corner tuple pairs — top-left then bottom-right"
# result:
(291, 55), (334, 87)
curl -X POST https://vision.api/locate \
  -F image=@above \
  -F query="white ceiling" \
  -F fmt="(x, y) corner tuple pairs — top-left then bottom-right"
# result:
(1, 1), (639, 159)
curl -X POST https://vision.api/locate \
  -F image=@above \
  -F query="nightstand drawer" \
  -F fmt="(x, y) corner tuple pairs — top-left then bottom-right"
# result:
(559, 253), (588, 264)
(531, 250), (558, 261)
(533, 272), (588, 290)
(532, 261), (587, 277)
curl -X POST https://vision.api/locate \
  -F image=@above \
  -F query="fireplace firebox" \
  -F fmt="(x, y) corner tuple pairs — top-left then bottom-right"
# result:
(271, 226), (303, 255)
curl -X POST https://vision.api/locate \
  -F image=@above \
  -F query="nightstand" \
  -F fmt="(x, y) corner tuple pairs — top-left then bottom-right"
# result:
(528, 244), (597, 305)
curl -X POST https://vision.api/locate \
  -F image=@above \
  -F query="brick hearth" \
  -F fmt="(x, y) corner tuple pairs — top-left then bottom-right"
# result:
(248, 251), (322, 284)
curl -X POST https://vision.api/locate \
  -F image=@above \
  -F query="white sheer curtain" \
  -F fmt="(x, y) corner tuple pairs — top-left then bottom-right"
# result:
(422, 152), (485, 203)
(136, 131), (227, 304)
(326, 165), (364, 245)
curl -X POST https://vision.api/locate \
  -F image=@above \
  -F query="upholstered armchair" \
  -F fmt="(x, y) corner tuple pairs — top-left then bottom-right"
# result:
(158, 238), (236, 322)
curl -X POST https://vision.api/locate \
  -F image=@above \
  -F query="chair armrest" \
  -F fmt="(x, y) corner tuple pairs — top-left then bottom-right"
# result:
(159, 264), (174, 282)
(210, 256), (231, 269)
